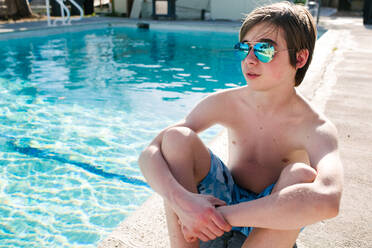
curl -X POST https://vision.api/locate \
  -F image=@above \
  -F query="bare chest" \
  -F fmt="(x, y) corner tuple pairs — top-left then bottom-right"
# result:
(227, 119), (305, 193)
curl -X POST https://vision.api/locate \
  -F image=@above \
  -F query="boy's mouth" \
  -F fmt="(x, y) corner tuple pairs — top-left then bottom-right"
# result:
(246, 72), (260, 79)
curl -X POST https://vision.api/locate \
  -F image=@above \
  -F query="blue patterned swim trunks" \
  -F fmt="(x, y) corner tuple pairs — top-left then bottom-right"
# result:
(197, 150), (275, 237)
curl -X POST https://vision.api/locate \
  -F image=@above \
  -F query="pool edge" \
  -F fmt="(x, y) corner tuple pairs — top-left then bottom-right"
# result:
(0, 17), (241, 41)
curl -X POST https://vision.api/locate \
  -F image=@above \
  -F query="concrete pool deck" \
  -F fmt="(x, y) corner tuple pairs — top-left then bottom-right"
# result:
(1, 13), (371, 248)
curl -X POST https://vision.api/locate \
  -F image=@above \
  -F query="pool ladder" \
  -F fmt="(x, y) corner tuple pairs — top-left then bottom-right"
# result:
(45, 0), (83, 26)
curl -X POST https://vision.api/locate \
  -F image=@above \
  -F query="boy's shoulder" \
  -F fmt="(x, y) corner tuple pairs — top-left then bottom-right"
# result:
(297, 96), (338, 148)
(206, 86), (247, 104)
(193, 86), (247, 125)
(209, 86), (246, 96)
(299, 95), (336, 130)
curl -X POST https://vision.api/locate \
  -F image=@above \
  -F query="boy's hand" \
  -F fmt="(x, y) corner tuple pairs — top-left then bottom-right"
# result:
(173, 192), (232, 242)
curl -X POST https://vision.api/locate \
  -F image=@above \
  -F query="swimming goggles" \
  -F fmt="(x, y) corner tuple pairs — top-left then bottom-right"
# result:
(234, 42), (276, 63)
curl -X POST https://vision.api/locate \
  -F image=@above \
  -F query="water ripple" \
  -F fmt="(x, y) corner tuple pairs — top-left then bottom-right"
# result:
(1, 134), (149, 188)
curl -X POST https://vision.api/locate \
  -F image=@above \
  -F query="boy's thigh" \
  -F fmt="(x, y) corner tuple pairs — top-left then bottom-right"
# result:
(242, 228), (300, 248)
(161, 126), (212, 186)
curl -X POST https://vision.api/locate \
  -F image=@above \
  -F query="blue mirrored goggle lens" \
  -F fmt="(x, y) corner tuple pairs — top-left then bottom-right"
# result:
(253, 42), (275, 63)
(235, 50), (249, 61)
(234, 42), (250, 60)
(234, 42), (275, 63)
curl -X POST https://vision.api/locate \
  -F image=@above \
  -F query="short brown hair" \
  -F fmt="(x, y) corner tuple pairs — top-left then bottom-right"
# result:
(240, 1), (317, 86)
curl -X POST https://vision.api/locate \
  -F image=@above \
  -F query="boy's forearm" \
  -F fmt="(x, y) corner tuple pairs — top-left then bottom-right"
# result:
(219, 183), (338, 230)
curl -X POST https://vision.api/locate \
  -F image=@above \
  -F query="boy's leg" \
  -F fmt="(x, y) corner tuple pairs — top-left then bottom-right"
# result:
(161, 126), (213, 248)
(242, 163), (317, 248)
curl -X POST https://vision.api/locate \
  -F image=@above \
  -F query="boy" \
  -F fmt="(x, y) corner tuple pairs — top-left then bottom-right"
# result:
(138, 2), (343, 247)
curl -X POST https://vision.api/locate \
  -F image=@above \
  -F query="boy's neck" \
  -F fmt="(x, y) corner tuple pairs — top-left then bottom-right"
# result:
(245, 84), (298, 115)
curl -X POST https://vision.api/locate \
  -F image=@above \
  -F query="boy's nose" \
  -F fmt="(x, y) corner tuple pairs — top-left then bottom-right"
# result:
(243, 50), (258, 65)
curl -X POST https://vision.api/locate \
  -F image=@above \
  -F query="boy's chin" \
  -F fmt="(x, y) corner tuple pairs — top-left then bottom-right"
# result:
(246, 82), (272, 92)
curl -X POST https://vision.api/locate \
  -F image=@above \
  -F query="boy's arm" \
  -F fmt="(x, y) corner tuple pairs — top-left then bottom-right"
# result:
(219, 122), (343, 229)
(138, 93), (232, 240)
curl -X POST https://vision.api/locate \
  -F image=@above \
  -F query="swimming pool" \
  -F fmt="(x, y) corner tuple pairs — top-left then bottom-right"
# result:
(0, 25), (244, 247)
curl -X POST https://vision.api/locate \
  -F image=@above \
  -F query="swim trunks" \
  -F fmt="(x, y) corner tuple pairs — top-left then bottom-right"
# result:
(197, 150), (275, 237)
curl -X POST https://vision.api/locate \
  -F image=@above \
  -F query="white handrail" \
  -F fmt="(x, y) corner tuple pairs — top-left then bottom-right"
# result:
(45, 0), (83, 26)
(53, 0), (70, 25)
(69, 0), (84, 23)
(46, 0), (51, 26)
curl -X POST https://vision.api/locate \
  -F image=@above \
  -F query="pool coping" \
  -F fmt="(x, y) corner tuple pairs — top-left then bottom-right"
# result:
(0, 17), (242, 40)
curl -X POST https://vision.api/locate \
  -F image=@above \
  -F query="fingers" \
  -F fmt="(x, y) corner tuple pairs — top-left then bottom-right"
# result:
(201, 227), (217, 241)
(183, 230), (198, 243)
(206, 196), (231, 232)
(211, 210), (232, 232)
(181, 225), (194, 242)
(208, 195), (227, 207)
(207, 221), (225, 237)
(186, 237), (198, 243)
(178, 195), (231, 243)
(182, 223), (221, 243)
(183, 226), (210, 243)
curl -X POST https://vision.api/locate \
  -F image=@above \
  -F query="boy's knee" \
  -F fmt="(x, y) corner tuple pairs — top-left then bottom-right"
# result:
(282, 163), (317, 184)
(162, 127), (195, 151)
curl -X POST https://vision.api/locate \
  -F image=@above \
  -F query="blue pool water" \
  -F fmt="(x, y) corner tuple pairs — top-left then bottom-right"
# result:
(0, 26), (244, 247)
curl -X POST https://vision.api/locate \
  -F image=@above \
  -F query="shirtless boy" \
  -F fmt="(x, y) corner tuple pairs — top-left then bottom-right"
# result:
(139, 2), (343, 247)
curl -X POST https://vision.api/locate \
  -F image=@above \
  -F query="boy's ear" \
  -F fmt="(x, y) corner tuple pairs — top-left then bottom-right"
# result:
(296, 49), (309, 69)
